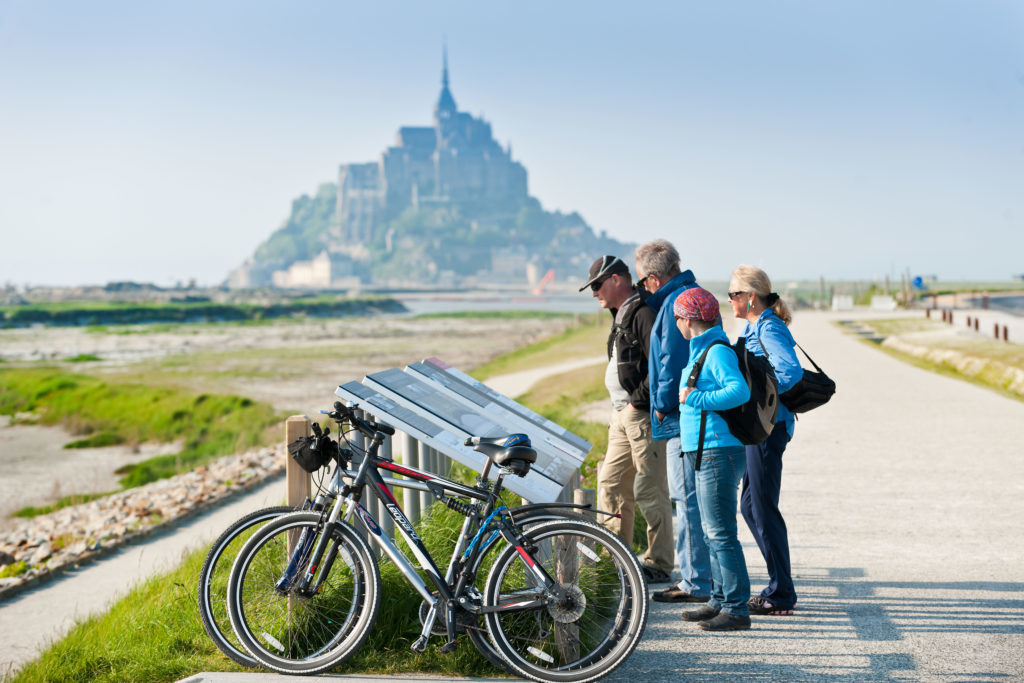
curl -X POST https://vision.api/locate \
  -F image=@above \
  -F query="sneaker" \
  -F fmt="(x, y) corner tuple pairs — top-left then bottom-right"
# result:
(748, 596), (795, 616)
(699, 612), (751, 631)
(641, 564), (672, 584)
(682, 605), (720, 622)
(652, 582), (710, 603)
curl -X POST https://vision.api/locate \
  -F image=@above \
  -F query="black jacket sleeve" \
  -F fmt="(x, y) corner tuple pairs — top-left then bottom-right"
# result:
(629, 303), (657, 409)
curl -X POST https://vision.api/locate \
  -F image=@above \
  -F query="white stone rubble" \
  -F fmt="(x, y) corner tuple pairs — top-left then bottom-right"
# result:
(0, 445), (284, 595)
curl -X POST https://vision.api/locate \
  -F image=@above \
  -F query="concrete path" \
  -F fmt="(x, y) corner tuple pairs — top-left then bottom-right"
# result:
(484, 354), (607, 398)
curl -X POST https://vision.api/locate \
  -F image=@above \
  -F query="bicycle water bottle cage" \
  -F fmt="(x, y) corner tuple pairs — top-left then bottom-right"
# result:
(470, 434), (537, 477)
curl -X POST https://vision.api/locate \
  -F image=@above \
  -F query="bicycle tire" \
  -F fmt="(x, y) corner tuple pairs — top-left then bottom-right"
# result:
(227, 512), (381, 674)
(482, 519), (648, 683)
(465, 507), (590, 673)
(197, 505), (296, 667)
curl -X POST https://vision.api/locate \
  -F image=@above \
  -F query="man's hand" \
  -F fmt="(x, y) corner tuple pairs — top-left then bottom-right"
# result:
(654, 410), (664, 422)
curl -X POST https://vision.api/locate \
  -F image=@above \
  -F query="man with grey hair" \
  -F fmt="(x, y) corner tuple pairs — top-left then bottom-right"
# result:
(579, 255), (674, 583)
(635, 239), (712, 603)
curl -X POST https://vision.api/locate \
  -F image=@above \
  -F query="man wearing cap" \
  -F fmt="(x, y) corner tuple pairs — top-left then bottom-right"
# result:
(580, 255), (674, 584)
(635, 239), (712, 603)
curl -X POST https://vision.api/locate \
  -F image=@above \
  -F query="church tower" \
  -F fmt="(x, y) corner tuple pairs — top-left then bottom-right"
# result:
(434, 44), (457, 126)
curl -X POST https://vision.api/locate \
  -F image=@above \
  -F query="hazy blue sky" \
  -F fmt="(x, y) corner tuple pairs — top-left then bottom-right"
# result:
(1, 1), (1022, 287)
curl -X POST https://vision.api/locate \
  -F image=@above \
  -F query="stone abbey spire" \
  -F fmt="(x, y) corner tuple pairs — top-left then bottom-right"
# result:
(336, 48), (529, 244)
(435, 43), (456, 121)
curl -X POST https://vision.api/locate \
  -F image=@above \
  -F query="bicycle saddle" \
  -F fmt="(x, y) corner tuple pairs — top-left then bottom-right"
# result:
(466, 434), (537, 477)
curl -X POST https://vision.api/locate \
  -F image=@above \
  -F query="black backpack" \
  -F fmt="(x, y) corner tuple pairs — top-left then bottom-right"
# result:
(685, 337), (778, 470)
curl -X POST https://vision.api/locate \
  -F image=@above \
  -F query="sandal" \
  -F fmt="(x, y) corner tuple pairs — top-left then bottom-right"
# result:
(748, 596), (795, 616)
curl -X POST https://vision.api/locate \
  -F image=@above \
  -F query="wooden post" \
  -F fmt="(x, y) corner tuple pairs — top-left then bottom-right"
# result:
(1003, 325), (1009, 342)
(285, 415), (311, 509)
(573, 487), (597, 524)
(284, 416), (311, 569)
(403, 432), (421, 525)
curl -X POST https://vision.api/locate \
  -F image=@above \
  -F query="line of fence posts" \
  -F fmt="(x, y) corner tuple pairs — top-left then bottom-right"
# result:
(284, 411), (595, 544)
(926, 299), (1009, 343)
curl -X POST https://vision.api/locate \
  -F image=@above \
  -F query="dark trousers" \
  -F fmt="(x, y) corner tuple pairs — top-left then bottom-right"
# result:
(740, 421), (797, 609)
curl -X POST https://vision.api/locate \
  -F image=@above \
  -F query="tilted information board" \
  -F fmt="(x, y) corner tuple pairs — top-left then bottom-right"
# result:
(334, 381), (562, 502)
(421, 357), (593, 455)
(404, 360), (589, 467)
(361, 368), (579, 490)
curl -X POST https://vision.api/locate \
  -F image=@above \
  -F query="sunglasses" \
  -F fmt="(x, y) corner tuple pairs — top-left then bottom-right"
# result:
(727, 291), (746, 301)
(590, 276), (610, 292)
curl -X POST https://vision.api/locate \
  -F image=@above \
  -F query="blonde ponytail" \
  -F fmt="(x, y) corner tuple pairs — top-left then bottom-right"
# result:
(731, 264), (792, 326)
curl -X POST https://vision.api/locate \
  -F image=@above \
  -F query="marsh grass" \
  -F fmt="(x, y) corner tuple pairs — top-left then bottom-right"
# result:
(471, 315), (604, 379)
(0, 368), (283, 489)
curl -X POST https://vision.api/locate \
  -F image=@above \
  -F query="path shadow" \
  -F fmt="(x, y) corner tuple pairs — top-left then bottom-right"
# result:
(615, 566), (1024, 682)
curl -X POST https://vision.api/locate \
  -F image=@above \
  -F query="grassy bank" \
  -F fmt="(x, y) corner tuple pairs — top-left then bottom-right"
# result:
(0, 295), (405, 328)
(0, 368), (283, 489)
(838, 318), (1024, 401)
(9, 314), (613, 682)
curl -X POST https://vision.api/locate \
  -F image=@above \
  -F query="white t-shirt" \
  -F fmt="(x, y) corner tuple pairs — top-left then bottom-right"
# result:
(605, 340), (631, 411)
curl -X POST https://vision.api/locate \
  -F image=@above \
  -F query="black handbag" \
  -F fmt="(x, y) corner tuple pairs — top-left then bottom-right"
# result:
(779, 342), (836, 413)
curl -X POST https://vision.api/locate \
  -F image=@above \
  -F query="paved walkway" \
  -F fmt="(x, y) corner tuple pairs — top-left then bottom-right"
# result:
(5, 310), (1024, 680)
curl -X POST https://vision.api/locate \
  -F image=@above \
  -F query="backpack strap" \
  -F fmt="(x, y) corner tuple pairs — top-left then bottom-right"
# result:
(685, 340), (727, 471)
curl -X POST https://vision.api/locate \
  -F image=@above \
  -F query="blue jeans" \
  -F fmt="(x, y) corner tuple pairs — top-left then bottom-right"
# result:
(686, 445), (749, 616)
(665, 436), (711, 596)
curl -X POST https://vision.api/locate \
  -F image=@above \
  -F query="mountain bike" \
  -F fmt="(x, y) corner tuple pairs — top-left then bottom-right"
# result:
(225, 401), (648, 682)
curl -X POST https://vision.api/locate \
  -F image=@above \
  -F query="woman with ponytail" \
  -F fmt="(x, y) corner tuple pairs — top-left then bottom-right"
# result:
(728, 265), (802, 616)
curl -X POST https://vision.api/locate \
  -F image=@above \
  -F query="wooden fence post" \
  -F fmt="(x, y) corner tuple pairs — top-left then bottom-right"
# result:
(573, 487), (597, 524)
(285, 415), (311, 509)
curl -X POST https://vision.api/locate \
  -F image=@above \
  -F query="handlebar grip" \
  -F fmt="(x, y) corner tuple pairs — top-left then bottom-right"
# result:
(370, 421), (395, 437)
(465, 436), (481, 447)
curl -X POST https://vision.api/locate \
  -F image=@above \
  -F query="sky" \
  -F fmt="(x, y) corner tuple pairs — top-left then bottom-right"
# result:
(1, 0), (1022, 287)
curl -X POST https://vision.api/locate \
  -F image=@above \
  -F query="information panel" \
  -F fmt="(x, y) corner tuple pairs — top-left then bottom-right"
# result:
(422, 357), (593, 455)
(404, 360), (588, 466)
(362, 368), (579, 488)
(334, 382), (563, 502)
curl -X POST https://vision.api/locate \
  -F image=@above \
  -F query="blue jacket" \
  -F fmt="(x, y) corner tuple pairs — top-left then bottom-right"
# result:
(741, 309), (803, 436)
(645, 270), (698, 441)
(679, 326), (750, 453)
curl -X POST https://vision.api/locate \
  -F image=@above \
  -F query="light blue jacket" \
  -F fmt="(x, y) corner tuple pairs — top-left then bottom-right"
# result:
(645, 270), (699, 441)
(741, 309), (803, 436)
(679, 326), (750, 453)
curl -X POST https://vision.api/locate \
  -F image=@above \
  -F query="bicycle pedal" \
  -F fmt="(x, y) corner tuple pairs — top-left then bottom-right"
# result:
(439, 640), (458, 654)
(410, 636), (429, 654)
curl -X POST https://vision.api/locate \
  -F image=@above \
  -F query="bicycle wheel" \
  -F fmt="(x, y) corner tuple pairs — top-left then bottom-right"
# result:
(465, 507), (589, 673)
(198, 505), (296, 667)
(227, 511), (381, 674)
(482, 519), (648, 683)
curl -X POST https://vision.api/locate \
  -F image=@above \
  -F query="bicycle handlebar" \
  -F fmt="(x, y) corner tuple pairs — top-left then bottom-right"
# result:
(327, 402), (395, 438)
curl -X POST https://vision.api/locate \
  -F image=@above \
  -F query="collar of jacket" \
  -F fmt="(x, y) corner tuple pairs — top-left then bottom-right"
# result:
(645, 269), (696, 310)
(688, 325), (730, 357)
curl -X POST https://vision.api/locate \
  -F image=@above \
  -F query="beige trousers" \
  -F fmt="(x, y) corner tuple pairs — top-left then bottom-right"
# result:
(597, 405), (674, 574)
